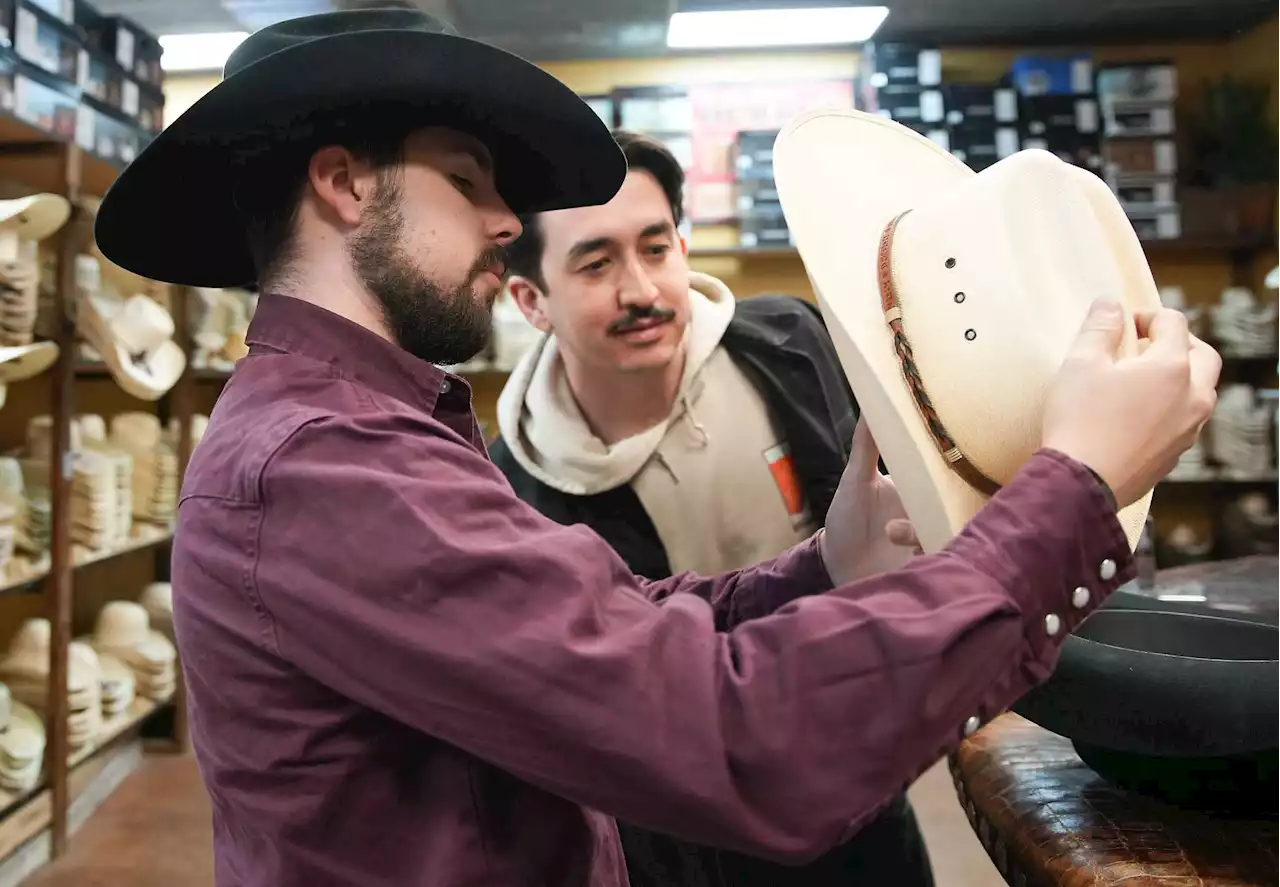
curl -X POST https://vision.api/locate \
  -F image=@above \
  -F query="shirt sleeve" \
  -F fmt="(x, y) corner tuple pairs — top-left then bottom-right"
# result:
(635, 537), (834, 630)
(252, 412), (1134, 864)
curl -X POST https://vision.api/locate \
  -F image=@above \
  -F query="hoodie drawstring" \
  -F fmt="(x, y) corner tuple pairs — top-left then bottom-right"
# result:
(681, 393), (710, 448)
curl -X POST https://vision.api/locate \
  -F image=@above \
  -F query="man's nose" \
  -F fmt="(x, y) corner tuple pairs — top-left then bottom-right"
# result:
(617, 257), (660, 307)
(484, 198), (522, 247)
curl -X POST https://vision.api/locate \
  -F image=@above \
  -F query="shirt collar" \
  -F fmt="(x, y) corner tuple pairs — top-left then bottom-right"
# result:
(245, 293), (467, 412)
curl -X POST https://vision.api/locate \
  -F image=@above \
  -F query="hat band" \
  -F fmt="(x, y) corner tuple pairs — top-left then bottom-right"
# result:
(877, 211), (1002, 498)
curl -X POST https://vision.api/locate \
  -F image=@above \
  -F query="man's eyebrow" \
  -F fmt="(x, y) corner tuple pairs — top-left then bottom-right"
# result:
(455, 143), (493, 173)
(566, 221), (675, 263)
(567, 236), (614, 263)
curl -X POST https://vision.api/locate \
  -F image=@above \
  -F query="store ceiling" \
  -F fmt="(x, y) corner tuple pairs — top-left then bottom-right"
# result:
(93, 0), (1277, 61)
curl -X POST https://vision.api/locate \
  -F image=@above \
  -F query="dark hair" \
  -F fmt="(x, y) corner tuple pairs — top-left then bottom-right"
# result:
(232, 114), (415, 286)
(504, 129), (686, 289)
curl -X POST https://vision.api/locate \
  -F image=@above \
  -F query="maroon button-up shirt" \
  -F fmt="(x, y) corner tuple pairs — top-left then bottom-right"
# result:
(173, 293), (1135, 887)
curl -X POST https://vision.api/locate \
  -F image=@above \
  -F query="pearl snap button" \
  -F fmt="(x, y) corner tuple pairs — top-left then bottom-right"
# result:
(1072, 586), (1091, 609)
(1044, 613), (1062, 636)
(1099, 558), (1117, 581)
(963, 716), (981, 736)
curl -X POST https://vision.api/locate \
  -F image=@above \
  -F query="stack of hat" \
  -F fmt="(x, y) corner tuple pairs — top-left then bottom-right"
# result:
(1209, 384), (1276, 478)
(1157, 523), (1215, 568)
(0, 458), (22, 581)
(139, 582), (174, 644)
(1219, 492), (1280, 559)
(9, 430), (52, 562)
(1209, 287), (1279, 358)
(0, 619), (103, 750)
(0, 697), (46, 794)
(0, 505), (15, 580)
(0, 193), (71, 349)
(166, 413), (210, 454)
(88, 602), (176, 702)
(87, 414), (136, 538)
(69, 450), (123, 551)
(110, 413), (179, 525)
(18, 475), (51, 559)
(93, 648), (136, 719)
(66, 643), (105, 744)
(0, 241), (40, 349)
(71, 415), (134, 551)
(1167, 436), (1211, 480)
(190, 286), (255, 371)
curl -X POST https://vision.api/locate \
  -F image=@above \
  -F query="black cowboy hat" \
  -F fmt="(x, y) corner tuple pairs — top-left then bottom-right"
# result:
(1012, 590), (1278, 814)
(94, 8), (628, 288)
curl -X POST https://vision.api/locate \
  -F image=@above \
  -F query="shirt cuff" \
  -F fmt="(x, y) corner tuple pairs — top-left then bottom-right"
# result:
(952, 447), (1136, 671)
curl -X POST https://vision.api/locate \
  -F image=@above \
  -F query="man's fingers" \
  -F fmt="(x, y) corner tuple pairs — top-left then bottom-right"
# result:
(1066, 299), (1126, 363)
(1188, 334), (1223, 396)
(1138, 307), (1191, 360)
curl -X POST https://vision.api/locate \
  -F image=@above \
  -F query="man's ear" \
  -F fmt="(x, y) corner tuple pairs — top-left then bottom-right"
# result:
(506, 276), (552, 334)
(307, 145), (374, 227)
(678, 233), (689, 256)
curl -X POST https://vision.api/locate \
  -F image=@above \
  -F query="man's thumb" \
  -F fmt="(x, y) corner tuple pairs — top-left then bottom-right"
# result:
(1069, 299), (1125, 362)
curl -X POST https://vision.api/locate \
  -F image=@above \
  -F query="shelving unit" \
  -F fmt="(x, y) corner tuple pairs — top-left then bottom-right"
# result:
(0, 0), (187, 878)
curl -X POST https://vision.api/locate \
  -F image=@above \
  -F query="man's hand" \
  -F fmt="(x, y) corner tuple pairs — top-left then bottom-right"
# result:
(820, 418), (921, 586)
(1042, 300), (1221, 507)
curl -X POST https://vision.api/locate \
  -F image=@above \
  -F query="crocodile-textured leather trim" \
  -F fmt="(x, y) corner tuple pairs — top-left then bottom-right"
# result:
(949, 714), (1277, 887)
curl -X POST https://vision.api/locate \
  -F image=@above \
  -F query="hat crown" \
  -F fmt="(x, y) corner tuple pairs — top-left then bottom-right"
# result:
(224, 8), (459, 78)
(96, 601), (152, 648)
(889, 149), (1151, 488)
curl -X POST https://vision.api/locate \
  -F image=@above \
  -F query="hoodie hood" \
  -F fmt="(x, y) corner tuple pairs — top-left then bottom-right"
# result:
(496, 272), (737, 495)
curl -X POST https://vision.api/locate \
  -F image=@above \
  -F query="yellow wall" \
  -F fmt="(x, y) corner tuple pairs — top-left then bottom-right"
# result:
(163, 73), (221, 124)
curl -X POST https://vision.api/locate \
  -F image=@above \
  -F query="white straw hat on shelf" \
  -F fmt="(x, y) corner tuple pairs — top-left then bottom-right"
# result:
(75, 293), (186, 401)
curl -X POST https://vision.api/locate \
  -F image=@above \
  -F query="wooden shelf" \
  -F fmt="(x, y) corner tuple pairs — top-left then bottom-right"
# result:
(0, 523), (173, 596)
(67, 698), (167, 771)
(0, 698), (166, 816)
(0, 111), (136, 200)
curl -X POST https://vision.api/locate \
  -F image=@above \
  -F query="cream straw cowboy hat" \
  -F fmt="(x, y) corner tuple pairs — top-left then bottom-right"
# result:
(0, 194), (71, 244)
(0, 342), (59, 409)
(76, 293), (185, 401)
(772, 109), (1158, 554)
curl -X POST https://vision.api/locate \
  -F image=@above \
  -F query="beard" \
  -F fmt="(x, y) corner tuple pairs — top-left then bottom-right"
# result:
(345, 173), (501, 366)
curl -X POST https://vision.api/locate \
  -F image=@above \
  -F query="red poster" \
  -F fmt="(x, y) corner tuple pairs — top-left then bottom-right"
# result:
(686, 80), (854, 221)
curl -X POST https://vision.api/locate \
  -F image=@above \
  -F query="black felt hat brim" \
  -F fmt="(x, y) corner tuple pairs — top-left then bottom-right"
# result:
(1012, 608), (1279, 758)
(94, 29), (627, 289)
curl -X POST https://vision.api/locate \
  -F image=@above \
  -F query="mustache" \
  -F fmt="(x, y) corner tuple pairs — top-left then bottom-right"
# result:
(468, 246), (508, 282)
(608, 305), (676, 335)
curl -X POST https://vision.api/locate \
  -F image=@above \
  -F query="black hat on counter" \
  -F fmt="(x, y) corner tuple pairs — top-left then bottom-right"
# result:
(1013, 556), (1278, 816)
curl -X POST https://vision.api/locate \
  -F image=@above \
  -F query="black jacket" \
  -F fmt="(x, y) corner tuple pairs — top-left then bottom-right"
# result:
(489, 294), (933, 887)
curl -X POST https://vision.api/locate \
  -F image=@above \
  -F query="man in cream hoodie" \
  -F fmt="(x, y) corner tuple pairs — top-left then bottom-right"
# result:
(489, 131), (933, 887)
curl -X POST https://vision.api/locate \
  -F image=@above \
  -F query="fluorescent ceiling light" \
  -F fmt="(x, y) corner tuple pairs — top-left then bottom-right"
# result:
(159, 32), (249, 72)
(667, 6), (888, 49)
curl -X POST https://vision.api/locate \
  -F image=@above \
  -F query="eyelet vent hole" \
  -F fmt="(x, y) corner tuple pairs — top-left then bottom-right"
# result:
(964, 329), (977, 341)
(954, 292), (965, 304)
(945, 258), (957, 269)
